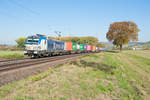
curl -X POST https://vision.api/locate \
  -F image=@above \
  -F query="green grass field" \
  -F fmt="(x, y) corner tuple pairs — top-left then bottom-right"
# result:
(0, 50), (150, 100)
(0, 51), (26, 59)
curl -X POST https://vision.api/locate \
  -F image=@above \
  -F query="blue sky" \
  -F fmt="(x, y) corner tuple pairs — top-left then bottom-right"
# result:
(0, 0), (150, 45)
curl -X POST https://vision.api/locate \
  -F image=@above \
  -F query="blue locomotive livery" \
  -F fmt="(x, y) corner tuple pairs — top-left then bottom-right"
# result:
(24, 34), (65, 58)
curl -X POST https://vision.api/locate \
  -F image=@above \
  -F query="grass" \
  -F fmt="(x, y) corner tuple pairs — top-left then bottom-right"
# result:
(0, 50), (26, 59)
(0, 50), (150, 100)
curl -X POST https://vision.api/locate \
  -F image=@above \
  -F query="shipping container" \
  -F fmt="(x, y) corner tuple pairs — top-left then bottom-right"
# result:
(99, 48), (102, 51)
(47, 39), (65, 51)
(83, 44), (87, 50)
(54, 40), (65, 50)
(65, 42), (72, 51)
(77, 44), (80, 50)
(92, 46), (96, 52)
(95, 47), (99, 52)
(80, 44), (83, 51)
(101, 48), (107, 51)
(47, 39), (54, 51)
(96, 47), (98, 50)
(87, 45), (92, 51)
(91, 46), (93, 51)
(72, 42), (77, 50)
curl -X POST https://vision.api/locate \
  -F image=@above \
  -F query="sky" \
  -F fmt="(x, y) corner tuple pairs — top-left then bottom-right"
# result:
(0, 0), (150, 45)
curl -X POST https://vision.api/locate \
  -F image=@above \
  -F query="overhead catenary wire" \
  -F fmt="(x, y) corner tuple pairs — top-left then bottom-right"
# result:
(7, 0), (40, 15)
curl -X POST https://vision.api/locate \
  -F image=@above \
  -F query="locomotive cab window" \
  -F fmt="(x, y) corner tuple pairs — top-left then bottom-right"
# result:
(27, 39), (39, 43)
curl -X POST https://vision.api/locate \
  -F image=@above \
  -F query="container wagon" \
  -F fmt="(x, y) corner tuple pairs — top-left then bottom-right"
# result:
(47, 39), (65, 56)
(65, 42), (72, 54)
(87, 45), (92, 52)
(76, 44), (80, 53)
(72, 42), (77, 53)
(95, 47), (100, 52)
(91, 46), (96, 52)
(83, 44), (87, 53)
(80, 44), (83, 53)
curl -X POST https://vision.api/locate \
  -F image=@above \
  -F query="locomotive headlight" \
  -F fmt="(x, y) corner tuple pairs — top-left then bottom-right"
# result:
(34, 51), (38, 54)
(24, 51), (27, 54)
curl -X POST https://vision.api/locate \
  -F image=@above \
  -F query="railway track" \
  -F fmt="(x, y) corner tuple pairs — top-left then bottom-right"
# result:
(0, 58), (28, 63)
(0, 54), (84, 72)
(0, 58), (30, 65)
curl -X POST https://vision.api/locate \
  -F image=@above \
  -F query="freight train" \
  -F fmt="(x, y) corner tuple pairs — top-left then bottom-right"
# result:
(24, 34), (101, 58)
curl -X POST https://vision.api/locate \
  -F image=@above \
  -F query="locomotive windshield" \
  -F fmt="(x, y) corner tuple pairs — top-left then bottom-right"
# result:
(27, 39), (39, 43)
(26, 35), (40, 44)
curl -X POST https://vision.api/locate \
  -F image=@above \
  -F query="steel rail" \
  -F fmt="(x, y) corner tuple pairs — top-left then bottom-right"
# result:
(0, 54), (84, 72)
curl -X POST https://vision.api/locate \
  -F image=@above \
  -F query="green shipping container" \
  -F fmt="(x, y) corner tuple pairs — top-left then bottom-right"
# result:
(80, 44), (83, 51)
(72, 42), (77, 50)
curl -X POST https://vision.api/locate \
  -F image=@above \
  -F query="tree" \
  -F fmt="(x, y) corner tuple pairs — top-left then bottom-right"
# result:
(106, 21), (140, 51)
(15, 37), (26, 48)
(96, 43), (105, 48)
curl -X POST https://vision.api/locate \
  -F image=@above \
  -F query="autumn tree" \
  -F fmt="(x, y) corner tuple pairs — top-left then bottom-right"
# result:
(106, 21), (140, 51)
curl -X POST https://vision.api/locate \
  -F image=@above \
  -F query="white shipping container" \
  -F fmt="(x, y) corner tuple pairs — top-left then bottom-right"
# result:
(77, 44), (80, 49)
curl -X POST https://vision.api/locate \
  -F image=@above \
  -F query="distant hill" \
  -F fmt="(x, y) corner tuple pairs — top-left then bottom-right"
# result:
(128, 41), (150, 48)
(101, 42), (114, 48)
(102, 41), (150, 49)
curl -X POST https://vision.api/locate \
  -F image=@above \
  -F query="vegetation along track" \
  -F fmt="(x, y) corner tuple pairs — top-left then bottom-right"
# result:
(0, 54), (85, 72)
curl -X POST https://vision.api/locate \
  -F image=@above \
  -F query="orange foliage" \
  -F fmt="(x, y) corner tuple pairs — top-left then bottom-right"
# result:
(106, 21), (140, 50)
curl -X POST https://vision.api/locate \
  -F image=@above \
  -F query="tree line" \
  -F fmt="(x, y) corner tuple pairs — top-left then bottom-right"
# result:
(48, 36), (105, 46)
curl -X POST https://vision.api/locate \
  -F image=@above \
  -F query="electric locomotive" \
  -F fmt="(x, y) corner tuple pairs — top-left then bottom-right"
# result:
(24, 34), (65, 58)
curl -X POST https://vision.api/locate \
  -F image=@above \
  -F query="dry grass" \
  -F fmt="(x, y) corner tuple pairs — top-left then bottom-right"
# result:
(0, 50), (150, 100)
(124, 50), (150, 59)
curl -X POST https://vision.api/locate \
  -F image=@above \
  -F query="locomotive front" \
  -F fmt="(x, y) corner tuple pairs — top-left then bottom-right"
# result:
(24, 35), (46, 58)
